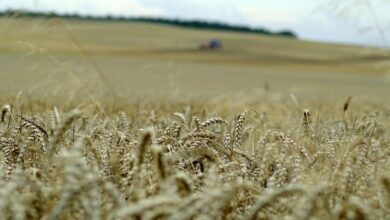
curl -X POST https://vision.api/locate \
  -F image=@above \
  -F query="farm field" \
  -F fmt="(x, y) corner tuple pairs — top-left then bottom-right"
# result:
(0, 17), (390, 220)
(0, 18), (390, 100)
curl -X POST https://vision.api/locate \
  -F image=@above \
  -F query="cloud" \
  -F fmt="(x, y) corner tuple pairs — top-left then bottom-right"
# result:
(0, 0), (167, 17)
(131, 0), (243, 24)
(92, 0), (167, 17)
(237, 6), (301, 28)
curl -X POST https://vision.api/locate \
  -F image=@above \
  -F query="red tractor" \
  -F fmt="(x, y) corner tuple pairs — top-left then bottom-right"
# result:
(199, 39), (222, 50)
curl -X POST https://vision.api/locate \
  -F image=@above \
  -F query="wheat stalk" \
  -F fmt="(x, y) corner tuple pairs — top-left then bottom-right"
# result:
(1, 105), (11, 122)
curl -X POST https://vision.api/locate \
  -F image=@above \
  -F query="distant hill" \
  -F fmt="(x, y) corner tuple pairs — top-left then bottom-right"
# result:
(0, 10), (297, 39)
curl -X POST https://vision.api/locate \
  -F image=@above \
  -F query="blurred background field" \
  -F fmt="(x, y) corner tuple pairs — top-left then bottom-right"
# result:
(1, 17), (389, 102)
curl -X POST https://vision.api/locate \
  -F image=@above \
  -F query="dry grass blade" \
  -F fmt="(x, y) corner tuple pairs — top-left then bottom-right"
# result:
(48, 109), (81, 157)
(174, 173), (192, 197)
(244, 185), (306, 220)
(152, 145), (167, 179)
(18, 114), (49, 139)
(343, 96), (353, 112)
(137, 130), (152, 167)
(116, 196), (179, 218)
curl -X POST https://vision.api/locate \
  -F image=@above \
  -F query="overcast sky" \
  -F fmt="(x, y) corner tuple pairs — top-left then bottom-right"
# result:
(1, 0), (389, 47)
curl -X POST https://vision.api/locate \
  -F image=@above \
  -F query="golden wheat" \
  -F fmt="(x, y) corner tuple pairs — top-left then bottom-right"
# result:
(0, 96), (388, 219)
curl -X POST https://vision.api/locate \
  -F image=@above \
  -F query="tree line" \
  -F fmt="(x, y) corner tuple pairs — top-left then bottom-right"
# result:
(0, 10), (297, 38)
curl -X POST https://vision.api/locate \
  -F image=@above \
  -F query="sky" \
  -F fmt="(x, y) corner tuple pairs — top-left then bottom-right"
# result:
(0, 0), (389, 47)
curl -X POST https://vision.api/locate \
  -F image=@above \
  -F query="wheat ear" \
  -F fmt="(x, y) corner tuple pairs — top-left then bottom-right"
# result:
(48, 109), (81, 158)
(137, 130), (152, 167)
(1, 105), (11, 122)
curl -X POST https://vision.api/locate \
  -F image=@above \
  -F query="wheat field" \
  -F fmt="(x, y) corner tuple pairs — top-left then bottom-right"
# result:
(1, 18), (390, 100)
(0, 17), (390, 220)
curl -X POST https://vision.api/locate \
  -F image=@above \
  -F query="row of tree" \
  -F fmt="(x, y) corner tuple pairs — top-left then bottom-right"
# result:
(0, 10), (297, 38)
